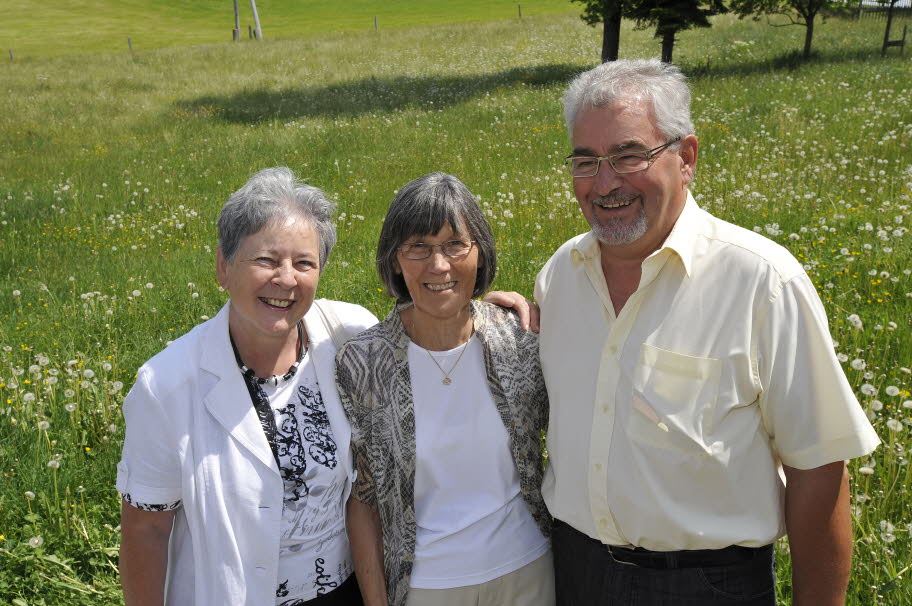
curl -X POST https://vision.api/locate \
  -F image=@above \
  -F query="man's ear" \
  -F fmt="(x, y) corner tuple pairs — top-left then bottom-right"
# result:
(216, 248), (229, 289)
(679, 135), (699, 186)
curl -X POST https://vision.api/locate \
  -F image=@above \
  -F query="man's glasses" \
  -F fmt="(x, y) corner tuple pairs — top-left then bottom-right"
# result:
(398, 240), (475, 260)
(564, 137), (682, 178)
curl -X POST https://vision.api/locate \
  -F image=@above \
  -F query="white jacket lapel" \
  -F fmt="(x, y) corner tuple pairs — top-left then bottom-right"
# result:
(200, 302), (281, 477)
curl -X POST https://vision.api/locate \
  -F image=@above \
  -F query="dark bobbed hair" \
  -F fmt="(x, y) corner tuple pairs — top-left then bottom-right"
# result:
(376, 173), (496, 302)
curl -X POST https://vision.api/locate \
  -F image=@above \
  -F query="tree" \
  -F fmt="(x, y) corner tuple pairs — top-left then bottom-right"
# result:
(571, 0), (626, 62)
(628, 0), (727, 63)
(730, 0), (838, 59)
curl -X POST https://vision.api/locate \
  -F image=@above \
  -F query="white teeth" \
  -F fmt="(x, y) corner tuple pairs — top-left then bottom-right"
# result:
(262, 297), (293, 308)
(426, 281), (456, 291)
(595, 198), (633, 209)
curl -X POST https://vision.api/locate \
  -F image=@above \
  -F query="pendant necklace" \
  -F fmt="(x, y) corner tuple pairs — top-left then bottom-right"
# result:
(425, 338), (470, 386)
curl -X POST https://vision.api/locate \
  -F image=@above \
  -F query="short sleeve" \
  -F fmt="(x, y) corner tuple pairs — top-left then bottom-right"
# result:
(334, 344), (377, 505)
(116, 367), (183, 505)
(756, 274), (880, 469)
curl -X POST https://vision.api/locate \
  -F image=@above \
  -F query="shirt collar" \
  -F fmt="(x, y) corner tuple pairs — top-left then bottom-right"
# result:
(657, 190), (700, 277)
(568, 190), (701, 277)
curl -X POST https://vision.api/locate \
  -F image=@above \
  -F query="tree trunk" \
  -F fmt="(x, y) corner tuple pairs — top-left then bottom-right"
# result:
(601, 3), (622, 62)
(803, 13), (815, 59)
(882, 0), (897, 56)
(661, 29), (675, 63)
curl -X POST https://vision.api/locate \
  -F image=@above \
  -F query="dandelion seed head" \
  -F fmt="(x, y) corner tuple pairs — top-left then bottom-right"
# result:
(28, 536), (43, 548)
(47, 459), (60, 469)
(886, 386), (900, 397)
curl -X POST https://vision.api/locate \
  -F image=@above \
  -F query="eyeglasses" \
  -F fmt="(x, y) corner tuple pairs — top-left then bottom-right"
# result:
(564, 137), (682, 178)
(398, 240), (475, 261)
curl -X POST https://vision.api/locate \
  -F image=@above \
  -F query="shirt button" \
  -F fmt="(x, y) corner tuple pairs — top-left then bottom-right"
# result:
(594, 463), (602, 471)
(599, 518), (609, 528)
(601, 405), (609, 414)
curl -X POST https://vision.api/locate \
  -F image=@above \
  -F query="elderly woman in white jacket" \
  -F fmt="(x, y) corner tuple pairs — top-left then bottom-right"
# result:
(116, 167), (376, 606)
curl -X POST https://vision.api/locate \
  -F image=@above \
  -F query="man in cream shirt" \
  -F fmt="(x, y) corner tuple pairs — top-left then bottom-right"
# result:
(534, 59), (880, 605)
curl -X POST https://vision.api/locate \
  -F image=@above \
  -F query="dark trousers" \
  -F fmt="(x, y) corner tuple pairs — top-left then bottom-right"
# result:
(552, 519), (776, 606)
(300, 573), (364, 606)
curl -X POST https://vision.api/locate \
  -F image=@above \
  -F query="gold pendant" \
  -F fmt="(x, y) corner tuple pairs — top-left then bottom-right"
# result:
(442, 377), (452, 385)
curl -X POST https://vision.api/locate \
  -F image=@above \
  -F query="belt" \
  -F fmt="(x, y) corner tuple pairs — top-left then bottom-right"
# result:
(554, 519), (773, 570)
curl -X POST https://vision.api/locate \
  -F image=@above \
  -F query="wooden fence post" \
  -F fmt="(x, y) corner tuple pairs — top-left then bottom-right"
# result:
(127, 37), (133, 53)
(375, 16), (379, 32)
(519, 4), (523, 18)
(8, 49), (12, 61)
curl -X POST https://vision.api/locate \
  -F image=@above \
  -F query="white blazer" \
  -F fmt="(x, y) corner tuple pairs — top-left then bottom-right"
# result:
(116, 299), (378, 605)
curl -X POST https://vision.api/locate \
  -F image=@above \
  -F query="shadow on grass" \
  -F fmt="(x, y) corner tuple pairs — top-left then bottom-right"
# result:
(176, 63), (585, 123)
(177, 45), (901, 124)
(682, 45), (897, 79)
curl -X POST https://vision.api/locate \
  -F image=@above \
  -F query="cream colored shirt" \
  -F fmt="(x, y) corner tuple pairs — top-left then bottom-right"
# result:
(535, 192), (880, 551)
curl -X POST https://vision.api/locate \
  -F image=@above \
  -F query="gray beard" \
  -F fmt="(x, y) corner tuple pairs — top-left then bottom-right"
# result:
(590, 203), (648, 246)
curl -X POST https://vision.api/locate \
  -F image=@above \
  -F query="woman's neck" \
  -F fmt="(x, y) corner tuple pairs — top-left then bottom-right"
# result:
(229, 320), (303, 378)
(401, 304), (474, 351)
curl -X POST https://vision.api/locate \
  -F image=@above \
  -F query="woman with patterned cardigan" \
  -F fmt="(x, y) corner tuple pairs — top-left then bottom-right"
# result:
(335, 173), (553, 606)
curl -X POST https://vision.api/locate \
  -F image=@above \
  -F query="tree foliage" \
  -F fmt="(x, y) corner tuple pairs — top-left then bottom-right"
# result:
(571, 0), (726, 64)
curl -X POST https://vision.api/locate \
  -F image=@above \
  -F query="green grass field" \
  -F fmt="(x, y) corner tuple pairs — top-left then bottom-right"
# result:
(1, 4), (911, 604)
(3, 0), (573, 57)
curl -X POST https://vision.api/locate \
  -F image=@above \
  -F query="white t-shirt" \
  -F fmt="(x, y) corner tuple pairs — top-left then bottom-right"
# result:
(407, 336), (548, 589)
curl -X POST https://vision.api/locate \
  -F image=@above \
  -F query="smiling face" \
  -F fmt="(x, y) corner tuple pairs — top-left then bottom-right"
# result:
(217, 216), (321, 349)
(395, 222), (479, 327)
(571, 100), (697, 259)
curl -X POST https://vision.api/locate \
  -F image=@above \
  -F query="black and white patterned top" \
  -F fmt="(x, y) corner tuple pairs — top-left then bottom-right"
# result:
(334, 300), (550, 606)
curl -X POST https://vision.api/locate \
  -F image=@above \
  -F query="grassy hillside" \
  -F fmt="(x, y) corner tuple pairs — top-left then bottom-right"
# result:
(1, 8), (911, 605)
(3, 0), (573, 57)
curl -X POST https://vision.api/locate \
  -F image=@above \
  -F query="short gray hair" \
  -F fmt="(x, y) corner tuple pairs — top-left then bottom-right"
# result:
(377, 173), (496, 302)
(563, 58), (694, 142)
(217, 167), (337, 270)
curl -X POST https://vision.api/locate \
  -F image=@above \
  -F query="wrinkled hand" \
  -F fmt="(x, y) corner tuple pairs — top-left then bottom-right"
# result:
(482, 291), (540, 333)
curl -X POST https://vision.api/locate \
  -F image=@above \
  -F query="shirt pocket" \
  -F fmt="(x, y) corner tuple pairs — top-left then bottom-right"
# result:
(627, 344), (721, 457)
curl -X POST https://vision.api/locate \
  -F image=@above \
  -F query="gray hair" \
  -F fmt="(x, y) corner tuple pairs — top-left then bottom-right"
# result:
(217, 167), (337, 270)
(377, 173), (496, 302)
(563, 58), (694, 142)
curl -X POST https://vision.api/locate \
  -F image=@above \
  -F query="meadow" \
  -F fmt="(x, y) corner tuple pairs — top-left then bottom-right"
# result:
(1, 5), (911, 604)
